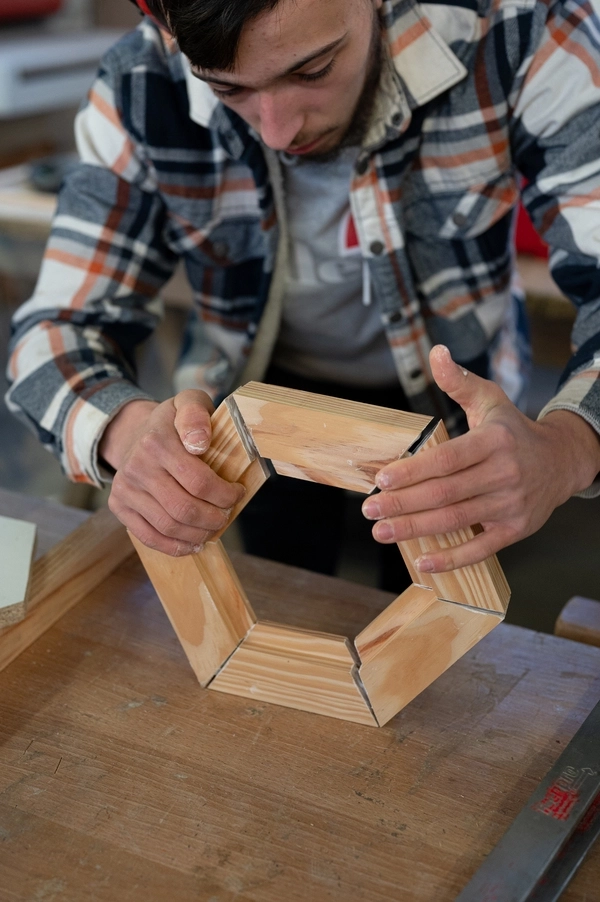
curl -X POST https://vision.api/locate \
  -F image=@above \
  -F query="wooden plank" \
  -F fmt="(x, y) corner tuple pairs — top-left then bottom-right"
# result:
(0, 515), (37, 627)
(130, 537), (255, 686)
(355, 585), (503, 726)
(202, 400), (270, 540)
(202, 400), (255, 479)
(555, 596), (600, 647)
(3, 491), (600, 902)
(209, 621), (378, 726)
(232, 381), (431, 493)
(398, 421), (511, 614)
(0, 507), (133, 672)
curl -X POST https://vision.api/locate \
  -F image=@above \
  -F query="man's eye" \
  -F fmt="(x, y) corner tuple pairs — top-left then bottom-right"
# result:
(297, 59), (336, 82)
(211, 85), (243, 99)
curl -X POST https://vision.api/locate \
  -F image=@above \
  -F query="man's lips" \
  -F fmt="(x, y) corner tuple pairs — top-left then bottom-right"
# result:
(285, 136), (325, 155)
(285, 130), (337, 155)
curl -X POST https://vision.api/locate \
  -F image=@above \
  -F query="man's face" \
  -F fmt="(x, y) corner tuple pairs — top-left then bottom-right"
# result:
(193, 0), (383, 157)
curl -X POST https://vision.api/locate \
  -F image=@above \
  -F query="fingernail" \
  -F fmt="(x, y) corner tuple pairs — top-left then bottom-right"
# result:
(376, 472), (391, 490)
(362, 501), (381, 520)
(183, 429), (210, 453)
(374, 522), (394, 541)
(415, 556), (434, 572)
(192, 544), (205, 555)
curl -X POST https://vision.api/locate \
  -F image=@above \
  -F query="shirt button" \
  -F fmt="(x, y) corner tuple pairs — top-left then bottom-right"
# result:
(452, 212), (468, 227)
(370, 240), (385, 256)
(356, 158), (369, 175)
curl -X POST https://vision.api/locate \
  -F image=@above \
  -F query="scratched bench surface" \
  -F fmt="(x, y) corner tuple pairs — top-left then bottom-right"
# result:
(1, 487), (600, 902)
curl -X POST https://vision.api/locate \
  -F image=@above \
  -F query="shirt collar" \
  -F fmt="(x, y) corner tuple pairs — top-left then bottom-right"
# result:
(182, 54), (220, 128)
(384, 0), (469, 108)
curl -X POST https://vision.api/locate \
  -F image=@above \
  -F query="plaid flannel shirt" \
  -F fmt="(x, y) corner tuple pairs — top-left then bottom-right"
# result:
(6, 0), (600, 489)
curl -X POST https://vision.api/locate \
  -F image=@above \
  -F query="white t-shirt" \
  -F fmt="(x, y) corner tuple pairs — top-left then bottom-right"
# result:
(271, 148), (398, 387)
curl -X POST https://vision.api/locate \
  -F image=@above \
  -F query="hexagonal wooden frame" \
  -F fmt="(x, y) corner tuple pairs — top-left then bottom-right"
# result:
(131, 382), (510, 727)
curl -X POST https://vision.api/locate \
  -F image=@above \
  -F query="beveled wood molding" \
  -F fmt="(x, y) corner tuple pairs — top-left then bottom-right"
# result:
(133, 382), (510, 727)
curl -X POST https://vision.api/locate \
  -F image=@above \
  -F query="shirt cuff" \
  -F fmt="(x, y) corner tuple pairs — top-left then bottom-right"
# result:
(63, 380), (155, 488)
(537, 389), (600, 500)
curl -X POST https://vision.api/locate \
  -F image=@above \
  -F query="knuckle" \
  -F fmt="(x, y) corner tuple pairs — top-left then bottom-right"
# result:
(385, 492), (404, 517)
(120, 458), (142, 485)
(136, 526), (160, 551)
(436, 442), (459, 474)
(492, 421), (517, 454)
(401, 515), (419, 540)
(155, 513), (179, 538)
(502, 460), (521, 488)
(443, 506), (468, 533)
(107, 492), (121, 516)
(430, 480), (452, 508)
(187, 467), (210, 499)
(170, 499), (199, 525)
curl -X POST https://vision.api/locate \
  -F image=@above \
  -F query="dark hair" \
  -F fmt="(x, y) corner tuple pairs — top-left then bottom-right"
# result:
(129, 0), (281, 70)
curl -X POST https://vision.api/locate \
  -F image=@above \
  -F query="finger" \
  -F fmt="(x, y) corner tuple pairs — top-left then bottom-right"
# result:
(365, 459), (506, 520)
(429, 344), (506, 426)
(161, 453), (245, 511)
(412, 524), (517, 572)
(120, 483), (229, 542)
(376, 428), (489, 491)
(115, 505), (204, 557)
(370, 493), (506, 544)
(173, 390), (215, 454)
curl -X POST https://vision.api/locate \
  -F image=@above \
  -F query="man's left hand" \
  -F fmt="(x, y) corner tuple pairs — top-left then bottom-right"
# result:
(362, 345), (600, 572)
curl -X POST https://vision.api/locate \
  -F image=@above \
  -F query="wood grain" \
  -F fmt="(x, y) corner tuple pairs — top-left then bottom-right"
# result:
(202, 400), (270, 541)
(555, 596), (600, 647)
(232, 381), (431, 493)
(130, 536), (255, 686)
(209, 621), (377, 726)
(398, 422), (511, 614)
(355, 585), (503, 725)
(1, 492), (600, 902)
(0, 507), (133, 672)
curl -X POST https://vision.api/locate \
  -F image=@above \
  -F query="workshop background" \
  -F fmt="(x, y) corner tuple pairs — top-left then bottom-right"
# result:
(0, 0), (598, 635)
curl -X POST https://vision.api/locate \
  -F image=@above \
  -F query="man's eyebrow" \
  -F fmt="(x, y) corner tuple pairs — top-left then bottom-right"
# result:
(192, 36), (346, 88)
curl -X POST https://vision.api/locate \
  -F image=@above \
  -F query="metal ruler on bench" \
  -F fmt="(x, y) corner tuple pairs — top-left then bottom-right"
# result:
(456, 697), (600, 902)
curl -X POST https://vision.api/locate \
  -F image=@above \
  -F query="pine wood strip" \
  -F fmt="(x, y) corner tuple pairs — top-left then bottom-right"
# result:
(232, 382), (431, 493)
(354, 584), (437, 664)
(398, 421), (511, 614)
(209, 621), (378, 726)
(355, 588), (503, 726)
(0, 515), (37, 627)
(130, 537), (255, 686)
(555, 596), (600, 647)
(0, 508), (133, 672)
(202, 401), (255, 479)
(210, 456), (270, 542)
(201, 399), (270, 541)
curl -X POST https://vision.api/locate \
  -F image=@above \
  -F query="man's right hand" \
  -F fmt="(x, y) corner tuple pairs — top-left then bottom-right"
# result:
(99, 391), (245, 556)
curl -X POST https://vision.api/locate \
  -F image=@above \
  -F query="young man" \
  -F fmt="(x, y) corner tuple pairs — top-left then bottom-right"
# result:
(7, 0), (600, 581)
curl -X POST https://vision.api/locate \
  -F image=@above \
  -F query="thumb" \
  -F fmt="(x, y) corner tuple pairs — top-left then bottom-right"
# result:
(429, 344), (505, 428)
(173, 389), (215, 454)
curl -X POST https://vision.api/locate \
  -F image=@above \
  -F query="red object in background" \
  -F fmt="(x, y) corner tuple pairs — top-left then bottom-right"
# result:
(515, 201), (548, 259)
(0, 0), (62, 20)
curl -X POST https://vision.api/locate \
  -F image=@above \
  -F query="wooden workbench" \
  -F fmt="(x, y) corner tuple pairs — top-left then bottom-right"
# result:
(1, 488), (599, 901)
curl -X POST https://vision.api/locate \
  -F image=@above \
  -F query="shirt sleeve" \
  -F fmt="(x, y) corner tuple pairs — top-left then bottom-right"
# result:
(510, 0), (600, 496)
(5, 51), (179, 487)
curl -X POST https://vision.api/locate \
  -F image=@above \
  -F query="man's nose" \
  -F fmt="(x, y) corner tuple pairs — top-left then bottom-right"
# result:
(255, 89), (304, 151)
